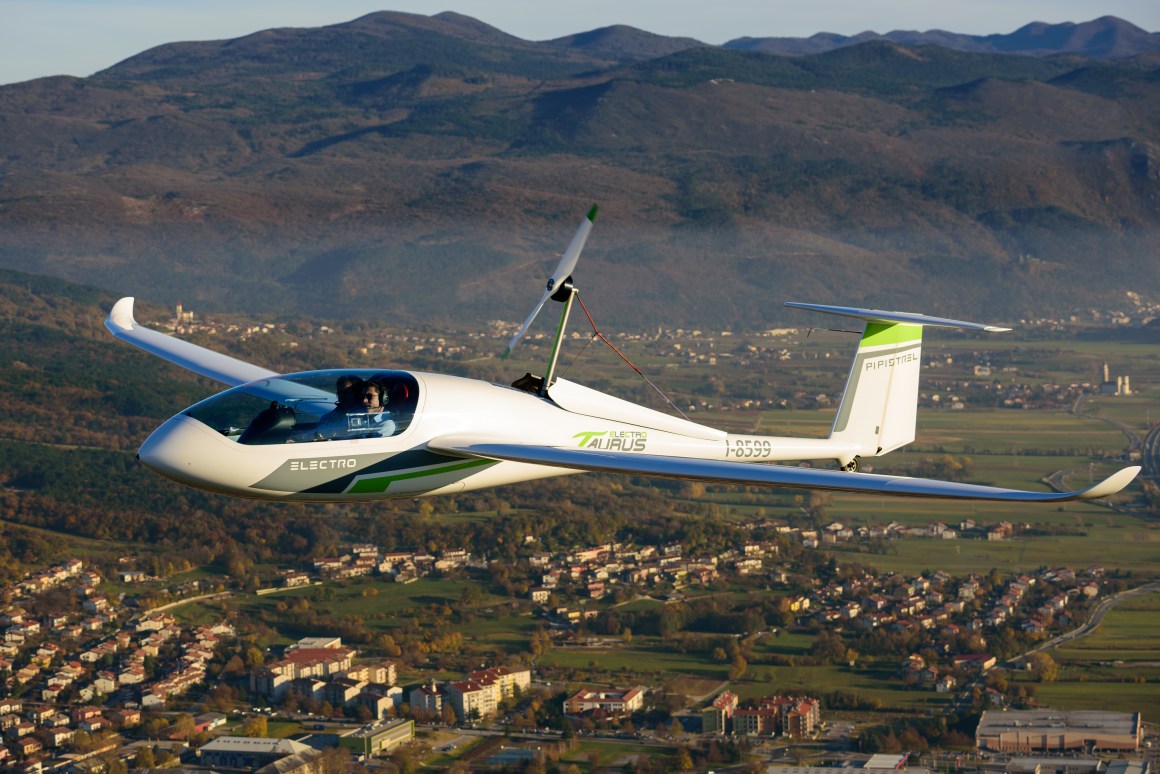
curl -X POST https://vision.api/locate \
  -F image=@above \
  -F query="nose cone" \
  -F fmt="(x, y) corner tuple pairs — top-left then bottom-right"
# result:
(138, 414), (247, 495)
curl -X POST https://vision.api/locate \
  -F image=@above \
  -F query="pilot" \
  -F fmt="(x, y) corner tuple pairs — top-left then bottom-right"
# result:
(360, 380), (396, 437)
(313, 375), (366, 440)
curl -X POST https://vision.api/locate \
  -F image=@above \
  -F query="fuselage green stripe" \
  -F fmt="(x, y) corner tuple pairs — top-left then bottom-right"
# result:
(860, 322), (923, 348)
(346, 458), (495, 494)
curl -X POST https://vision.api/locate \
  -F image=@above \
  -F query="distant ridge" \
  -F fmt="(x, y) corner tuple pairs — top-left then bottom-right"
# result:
(0, 12), (1158, 327)
(725, 16), (1160, 58)
(547, 25), (705, 61)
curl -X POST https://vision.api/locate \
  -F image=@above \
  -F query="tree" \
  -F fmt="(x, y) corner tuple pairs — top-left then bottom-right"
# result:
(392, 744), (420, 774)
(529, 628), (552, 660)
(222, 654), (247, 678)
(169, 713), (195, 741)
(1028, 652), (1058, 683)
(243, 645), (265, 668)
(810, 631), (847, 664)
(440, 702), (457, 726)
(728, 654), (748, 681)
(240, 714), (268, 737)
(459, 583), (482, 608)
(134, 746), (156, 768)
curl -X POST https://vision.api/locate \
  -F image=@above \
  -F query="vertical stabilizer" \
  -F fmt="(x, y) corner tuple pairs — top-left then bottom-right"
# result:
(830, 322), (923, 460)
(784, 302), (1010, 469)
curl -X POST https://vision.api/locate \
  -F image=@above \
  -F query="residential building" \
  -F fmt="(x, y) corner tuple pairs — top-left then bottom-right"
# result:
(445, 679), (498, 722)
(703, 691), (739, 735)
(253, 647), (356, 700)
(564, 688), (645, 717)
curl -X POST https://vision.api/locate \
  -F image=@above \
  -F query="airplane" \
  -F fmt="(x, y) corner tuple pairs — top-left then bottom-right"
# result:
(105, 207), (1140, 505)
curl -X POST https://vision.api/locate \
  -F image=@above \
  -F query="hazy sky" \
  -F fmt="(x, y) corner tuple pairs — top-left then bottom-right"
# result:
(3, 0), (1158, 85)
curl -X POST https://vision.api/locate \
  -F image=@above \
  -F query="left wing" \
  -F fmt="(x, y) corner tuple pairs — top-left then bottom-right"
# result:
(428, 438), (1139, 502)
(106, 297), (279, 387)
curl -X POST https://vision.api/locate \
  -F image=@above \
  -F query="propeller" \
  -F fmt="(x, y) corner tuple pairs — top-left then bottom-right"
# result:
(503, 204), (598, 357)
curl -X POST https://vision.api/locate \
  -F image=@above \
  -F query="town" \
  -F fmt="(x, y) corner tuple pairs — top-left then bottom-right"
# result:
(0, 291), (1154, 771)
(164, 299), (1148, 417)
(1, 511), (1153, 772)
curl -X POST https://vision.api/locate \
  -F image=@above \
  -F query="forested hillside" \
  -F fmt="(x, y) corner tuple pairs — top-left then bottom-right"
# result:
(0, 13), (1157, 327)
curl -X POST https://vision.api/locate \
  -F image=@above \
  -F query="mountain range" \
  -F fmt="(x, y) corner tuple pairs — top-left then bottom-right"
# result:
(723, 15), (1160, 58)
(0, 12), (1158, 328)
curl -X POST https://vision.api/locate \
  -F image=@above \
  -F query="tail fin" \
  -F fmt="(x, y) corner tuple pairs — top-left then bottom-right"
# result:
(785, 303), (1010, 468)
(831, 320), (924, 459)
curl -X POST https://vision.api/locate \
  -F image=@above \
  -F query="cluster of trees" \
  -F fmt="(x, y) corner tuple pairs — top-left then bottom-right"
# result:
(861, 713), (978, 754)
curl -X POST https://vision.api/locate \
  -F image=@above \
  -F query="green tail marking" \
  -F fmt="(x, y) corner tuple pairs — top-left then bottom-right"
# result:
(859, 322), (922, 348)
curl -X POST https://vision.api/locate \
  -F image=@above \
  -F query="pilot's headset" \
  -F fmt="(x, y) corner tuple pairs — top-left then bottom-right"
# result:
(363, 379), (388, 410)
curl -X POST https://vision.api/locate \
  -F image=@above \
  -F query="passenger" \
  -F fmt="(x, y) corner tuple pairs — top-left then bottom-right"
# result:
(314, 375), (365, 440)
(333, 375), (365, 412)
(360, 380), (396, 437)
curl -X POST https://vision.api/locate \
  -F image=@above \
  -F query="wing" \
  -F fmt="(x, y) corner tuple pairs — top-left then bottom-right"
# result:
(106, 297), (279, 387)
(428, 438), (1139, 502)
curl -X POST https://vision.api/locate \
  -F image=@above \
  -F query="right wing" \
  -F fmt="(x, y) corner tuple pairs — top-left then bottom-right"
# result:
(105, 297), (279, 387)
(428, 437), (1140, 503)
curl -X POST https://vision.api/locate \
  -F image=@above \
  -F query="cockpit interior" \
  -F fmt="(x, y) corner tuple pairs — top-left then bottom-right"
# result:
(183, 370), (419, 445)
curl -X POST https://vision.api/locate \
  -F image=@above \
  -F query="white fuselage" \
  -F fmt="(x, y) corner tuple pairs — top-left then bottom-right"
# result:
(138, 370), (855, 502)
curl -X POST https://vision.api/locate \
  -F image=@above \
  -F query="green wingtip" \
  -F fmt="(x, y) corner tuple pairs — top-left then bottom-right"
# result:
(587, 204), (599, 221)
(500, 347), (511, 360)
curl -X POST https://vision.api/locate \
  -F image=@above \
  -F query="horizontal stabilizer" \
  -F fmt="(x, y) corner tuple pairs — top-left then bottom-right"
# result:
(785, 302), (1011, 332)
(106, 297), (279, 387)
(429, 437), (1139, 503)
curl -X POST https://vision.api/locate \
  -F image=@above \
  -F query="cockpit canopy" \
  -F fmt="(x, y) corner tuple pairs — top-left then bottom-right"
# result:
(184, 369), (419, 445)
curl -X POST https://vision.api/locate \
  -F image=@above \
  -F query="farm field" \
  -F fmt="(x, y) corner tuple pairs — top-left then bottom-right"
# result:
(730, 661), (953, 711)
(560, 739), (677, 771)
(1010, 677), (1160, 720)
(1051, 589), (1160, 663)
(998, 590), (1160, 718)
(826, 525), (1160, 576)
(540, 644), (731, 682)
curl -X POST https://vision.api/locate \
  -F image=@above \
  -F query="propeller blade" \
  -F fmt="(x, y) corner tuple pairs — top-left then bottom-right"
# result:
(503, 291), (551, 359)
(503, 205), (598, 357)
(548, 204), (598, 295)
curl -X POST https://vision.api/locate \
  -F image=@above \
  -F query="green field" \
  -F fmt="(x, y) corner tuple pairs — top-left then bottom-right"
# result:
(1012, 678), (1160, 720)
(560, 739), (677, 770)
(780, 395), (1158, 576)
(731, 661), (953, 711)
(827, 525), (1160, 576)
(236, 577), (474, 616)
(1052, 589), (1160, 663)
(540, 634), (947, 712)
(540, 644), (732, 681)
(988, 590), (1160, 718)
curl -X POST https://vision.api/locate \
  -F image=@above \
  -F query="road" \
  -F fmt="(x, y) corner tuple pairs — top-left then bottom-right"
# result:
(1143, 424), (1160, 481)
(946, 580), (1160, 713)
(1050, 398), (1157, 519)
(1072, 392), (1145, 460)
(1014, 579), (1160, 661)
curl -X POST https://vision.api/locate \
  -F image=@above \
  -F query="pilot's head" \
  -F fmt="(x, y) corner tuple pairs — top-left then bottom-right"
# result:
(361, 380), (386, 413)
(335, 375), (365, 409)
